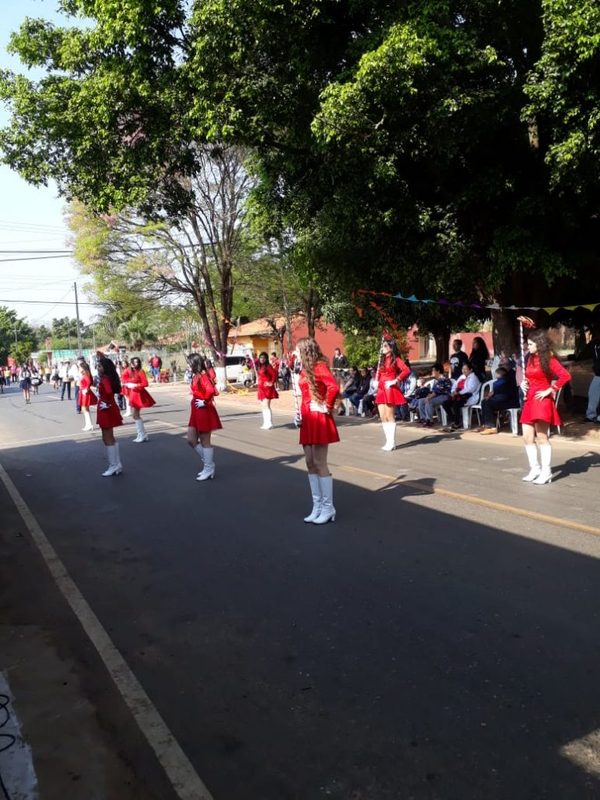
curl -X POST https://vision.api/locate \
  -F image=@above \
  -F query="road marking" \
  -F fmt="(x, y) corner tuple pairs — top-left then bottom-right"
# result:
(0, 462), (214, 800)
(0, 420), (176, 449)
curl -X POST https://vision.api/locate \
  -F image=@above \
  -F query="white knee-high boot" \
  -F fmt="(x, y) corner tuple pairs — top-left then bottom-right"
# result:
(381, 421), (396, 451)
(197, 447), (215, 481)
(522, 444), (541, 481)
(313, 476), (336, 524)
(194, 444), (204, 477)
(260, 407), (273, 430)
(304, 474), (322, 523)
(102, 445), (122, 477)
(133, 418), (148, 442)
(82, 410), (93, 431)
(123, 398), (132, 417)
(533, 444), (552, 484)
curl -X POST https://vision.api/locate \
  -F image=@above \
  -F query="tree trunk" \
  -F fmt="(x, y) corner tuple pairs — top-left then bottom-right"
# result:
(491, 310), (517, 359)
(432, 326), (451, 364)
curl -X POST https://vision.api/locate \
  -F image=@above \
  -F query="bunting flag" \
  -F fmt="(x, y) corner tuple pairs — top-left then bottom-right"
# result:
(355, 289), (600, 315)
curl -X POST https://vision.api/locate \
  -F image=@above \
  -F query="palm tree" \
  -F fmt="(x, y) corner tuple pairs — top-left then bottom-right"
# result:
(118, 315), (157, 351)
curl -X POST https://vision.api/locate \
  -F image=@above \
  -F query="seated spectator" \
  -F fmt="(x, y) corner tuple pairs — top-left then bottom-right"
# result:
(361, 368), (379, 417)
(340, 367), (360, 415)
(416, 363), (452, 427)
(349, 367), (371, 415)
(444, 362), (481, 429)
(478, 366), (520, 434)
(397, 363), (417, 421)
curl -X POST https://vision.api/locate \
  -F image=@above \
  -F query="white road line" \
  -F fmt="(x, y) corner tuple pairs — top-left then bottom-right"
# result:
(0, 462), (214, 800)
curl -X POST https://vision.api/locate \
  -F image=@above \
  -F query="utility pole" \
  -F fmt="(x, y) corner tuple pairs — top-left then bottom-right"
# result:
(74, 281), (82, 355)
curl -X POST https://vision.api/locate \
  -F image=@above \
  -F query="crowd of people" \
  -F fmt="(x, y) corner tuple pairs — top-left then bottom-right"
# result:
(4, 325), (598, 515)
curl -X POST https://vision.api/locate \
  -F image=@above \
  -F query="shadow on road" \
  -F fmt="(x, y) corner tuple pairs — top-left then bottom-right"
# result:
(1, 430), (600, 800)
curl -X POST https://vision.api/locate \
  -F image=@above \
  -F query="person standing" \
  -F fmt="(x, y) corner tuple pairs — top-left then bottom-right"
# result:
(60, 361), (72, 400)
(469, 336), (490, 383)
(149, 353), (162, 383)
(19, 362), (32, 404)
(124, 357), (155, 442)
(70, 358), (83, 412)
(256, 351), (279, 430)
(520, 328), (571, 485)
(375, 337), (410, 450)
(449, 339), (469, 381)
(96, 356), (124, 476)
(297, 337), (340, 525)
(187, 354), (222, 481)
(79, 360), (98, 431)
(118, 358), (132, 416)
(584, 334), (600, 424)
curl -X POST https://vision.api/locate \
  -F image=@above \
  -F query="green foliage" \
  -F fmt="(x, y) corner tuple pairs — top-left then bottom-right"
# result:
(0, 306), (37, 364)
(343, 333), (384, 368)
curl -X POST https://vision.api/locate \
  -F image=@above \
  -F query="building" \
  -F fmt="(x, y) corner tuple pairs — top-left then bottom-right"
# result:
(227, 316), (345, 359)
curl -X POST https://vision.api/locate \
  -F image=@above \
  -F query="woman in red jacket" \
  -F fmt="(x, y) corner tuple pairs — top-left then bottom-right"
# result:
(96, 356), (123, 476)
(124, 357), (156, 442)
(520, 328), (571, 485)
(297, 337), (340, 525)
(187, 353), (222, 481)
(256, 351), (279, 430)
(375, 337), (410, 451)
(79, 360), (97, 432)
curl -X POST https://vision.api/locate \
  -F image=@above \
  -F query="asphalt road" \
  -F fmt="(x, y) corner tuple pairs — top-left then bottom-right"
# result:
(1, 380), (600, 800)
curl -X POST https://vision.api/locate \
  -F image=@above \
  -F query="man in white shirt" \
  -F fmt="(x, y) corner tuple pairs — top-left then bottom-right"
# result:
(60, 361), (72, 400)
(70, 358), (83, 413)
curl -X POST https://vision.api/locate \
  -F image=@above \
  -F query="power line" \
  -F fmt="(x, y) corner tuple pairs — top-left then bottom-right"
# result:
(0, 255), (72, 263)
(0, 298), (101, 306)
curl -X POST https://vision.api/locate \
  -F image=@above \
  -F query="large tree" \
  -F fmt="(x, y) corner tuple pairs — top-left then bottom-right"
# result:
(0, 306), (38, 364)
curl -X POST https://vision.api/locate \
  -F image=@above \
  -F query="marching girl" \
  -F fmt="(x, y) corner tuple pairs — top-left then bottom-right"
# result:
(375, 337), (410, 451)
(520, 328), (570, 485)
(256, 351), (279, 429)
(96, 356), (124, 477)
(187, 354), (222, 481)
(79, 360), (97, 431)
(124, 357), (155, 442)
(297, 337), (340, 525)
(119, 358), (132, 417)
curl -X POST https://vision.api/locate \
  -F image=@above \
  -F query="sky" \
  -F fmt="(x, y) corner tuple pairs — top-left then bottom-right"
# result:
(0, 0), (97, 325)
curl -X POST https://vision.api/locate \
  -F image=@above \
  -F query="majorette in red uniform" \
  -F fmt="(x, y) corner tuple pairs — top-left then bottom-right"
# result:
(256, 352), (279, 430)
(520, 354), (570, 426)
(298, 361), (340, 446)
(187, 360), (222, 481)
(97, 375), (123, 429)
(375, 338), (410, 451)
(519, 329), (571, 485)
(125, 358), (156, 442)
(120, 362), (132, 416)
(79, 366), (97, 432)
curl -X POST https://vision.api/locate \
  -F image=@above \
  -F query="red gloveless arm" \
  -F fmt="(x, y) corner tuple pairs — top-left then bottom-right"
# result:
(549, 357), (571, 391)
(395, 357), (410, 382)
(317, 362), (339, 409)
(191, 373), (216, 402)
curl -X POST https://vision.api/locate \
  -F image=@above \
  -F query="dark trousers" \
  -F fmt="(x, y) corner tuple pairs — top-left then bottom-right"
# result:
(74, 385), (80, 412)
(481, 396), (512, 427)
(61, 380), (71, 400)
(446, 395), (469, 426)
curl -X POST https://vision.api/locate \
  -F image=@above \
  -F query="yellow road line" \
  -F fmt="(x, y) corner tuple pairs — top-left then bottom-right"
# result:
(0, 462), (214, 800)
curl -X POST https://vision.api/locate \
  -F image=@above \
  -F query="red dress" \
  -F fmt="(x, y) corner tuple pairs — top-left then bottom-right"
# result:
(96, 377), (123, 429)
(188, 373), (223, 432)
(120, 367), (131, 398)
(127, 368), (156, 409)
(257, 364), (279, 401)
(298, 362), (340, 446)
(520, 354), (571, 426)
(375, 354), (411, 405)
(79, 373), (98, 408)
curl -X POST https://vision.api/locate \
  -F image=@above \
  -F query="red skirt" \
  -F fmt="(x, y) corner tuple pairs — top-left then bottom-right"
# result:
(257, 384), (279, 401)
(188, 402), (223, 432)
(80, 389), (98, 408)
(97, 400), (123, 429)
(520, 395), (561, 426)
(129, 388), (156, 409)
(299, 407), (340, 446)
(375, 384), (407, 406)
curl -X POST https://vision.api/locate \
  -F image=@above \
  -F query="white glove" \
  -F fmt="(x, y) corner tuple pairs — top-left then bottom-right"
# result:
(126, 382), (137, 389)
(309, 401), (328, 413)
(81, 389), (88, 395)
(372, 380), (379, 392)
(99, 401), (110, 410)
(195, 399), (205, 408)
(385, 380), (397, 389)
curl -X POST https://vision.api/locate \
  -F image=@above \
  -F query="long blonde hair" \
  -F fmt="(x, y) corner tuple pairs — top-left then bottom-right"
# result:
(297, 337), (328, 402)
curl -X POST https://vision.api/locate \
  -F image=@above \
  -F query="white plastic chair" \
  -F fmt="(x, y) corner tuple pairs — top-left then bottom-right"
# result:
(462, 380), (492, 429)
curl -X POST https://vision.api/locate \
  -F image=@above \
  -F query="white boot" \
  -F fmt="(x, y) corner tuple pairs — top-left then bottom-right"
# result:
(194, 444), (204, 477)
(102, 445), (122, 477)
(533, 444), (552, 485)
(313, 476), (336, 524)
(343, 398), (351, 416)
(522, 444), (541, 481)
(123, 399), (132, 417)
(81, 410), (94, 431)
(303, 474), (322, 523)
(133, 418), (148, 442)
(260, 407), (273, 430)
(381, 421), (396, 451)
(196, 447), (215, 481)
